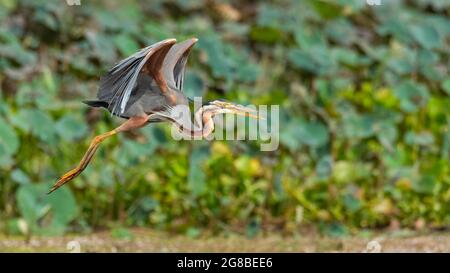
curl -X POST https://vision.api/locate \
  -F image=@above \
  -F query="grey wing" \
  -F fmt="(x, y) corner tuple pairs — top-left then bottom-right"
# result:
(97, 38), (176, 116)
(161, 38), (198, 92)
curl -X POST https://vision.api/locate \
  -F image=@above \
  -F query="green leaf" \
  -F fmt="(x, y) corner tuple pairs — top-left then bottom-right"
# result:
(298, 121), (329, 147)
(324, 18), (357, 46)
(294, 28), (327, 50)
(47, 186), (79, 230)
(441, 78), (450, 95)
(246, 218), (261, 238)
(0, 31), (37, 66)
(97, 10), (123, 31)
(280, 121), (303, 151)
(250, 26), (283, 44)
(55, 115), (88, 141)
(405, 131), (435, 147)
(86, 32), (117, 63)
(281, 119), (329, 150)
(418, 50), (443, 81)
(306, 0), (344, 19)
(393, 80), (430, 113)
(342, 114), (376, 139)
(288, 49), (318, 74)
(143, 22), (173, 41)
(333, 161), (371, 184)
(114, 34), (140, 56)
(412, 175), (436, 194)
(198, 34), (233, 80)
(378, 19), (414, 44)
(0, 145), (13, 168)
(0, 0), (17, 11)
(197, 34), (260, 84)
(117, 139), (156, 166)
(188, 144), (210, 196)
(11, 169), (31, 185)
(17, 183), (78, 236)
(35, 8), (58, 30)
(111, 228), (134, 240)
(183, 71), (205, 98)
(332, 48), (371, 67)
(12, 109), (56, 142)
(0, 117), (19, 156)
(6, 218), (28, 235)
(343, 194), (361, 213)
(16, 184), (48, 232)
(41, 66), (57, 94)
(288, 47), (336, 76)
(256, 3), (298, 31)
(186, 227), (201, 238)
(26, 109), (57, 143)
(322, 222), (349, 237)
(410, 24), (442, 49)
(316, 155), (333, 179)
(376, 121), (398, 150)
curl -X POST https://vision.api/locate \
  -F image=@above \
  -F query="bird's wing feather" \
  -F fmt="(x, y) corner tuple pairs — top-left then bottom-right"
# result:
(97, 38), (176, 116)
(161, 38), (197, 92)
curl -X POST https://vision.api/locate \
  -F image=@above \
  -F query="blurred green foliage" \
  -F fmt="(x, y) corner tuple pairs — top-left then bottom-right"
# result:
(0, 0), (450, 236)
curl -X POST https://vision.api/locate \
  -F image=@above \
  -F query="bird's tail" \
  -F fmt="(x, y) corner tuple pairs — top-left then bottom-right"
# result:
(83, 100), (109, 108)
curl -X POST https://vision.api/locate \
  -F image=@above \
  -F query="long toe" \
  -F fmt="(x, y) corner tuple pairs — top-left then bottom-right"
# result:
(48, 169), (80, 194)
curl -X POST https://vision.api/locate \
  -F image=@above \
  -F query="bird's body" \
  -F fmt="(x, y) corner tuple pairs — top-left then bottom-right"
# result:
(84, 73), (189, 121)
(85, 38), (192, 120)
(49, 38), (259, 194)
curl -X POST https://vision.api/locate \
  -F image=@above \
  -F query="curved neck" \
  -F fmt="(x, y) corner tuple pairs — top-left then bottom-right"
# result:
(178, 107), (215, 138)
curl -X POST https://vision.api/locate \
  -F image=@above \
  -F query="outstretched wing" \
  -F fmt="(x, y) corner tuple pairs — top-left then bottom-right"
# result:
(97, 38), (176, 116)
(161, 38), (198, 92)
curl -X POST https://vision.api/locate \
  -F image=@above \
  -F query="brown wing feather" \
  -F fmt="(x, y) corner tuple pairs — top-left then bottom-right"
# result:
(162, 38), (198, 91)
(142, 42), (174, 94)
(97, 38), (176, 116)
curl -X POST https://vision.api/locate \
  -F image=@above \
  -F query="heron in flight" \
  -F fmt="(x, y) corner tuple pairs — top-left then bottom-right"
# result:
(48, 38), (259, 194)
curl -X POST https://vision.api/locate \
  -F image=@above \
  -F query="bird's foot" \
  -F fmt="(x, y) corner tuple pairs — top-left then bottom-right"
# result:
(48, 168), (81, 194)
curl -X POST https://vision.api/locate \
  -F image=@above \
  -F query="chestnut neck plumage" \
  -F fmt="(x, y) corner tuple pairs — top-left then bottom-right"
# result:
(176, 106), (216, 138)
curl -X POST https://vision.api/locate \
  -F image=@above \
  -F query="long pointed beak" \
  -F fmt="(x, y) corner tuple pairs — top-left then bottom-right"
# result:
(230, 105), (264, 120)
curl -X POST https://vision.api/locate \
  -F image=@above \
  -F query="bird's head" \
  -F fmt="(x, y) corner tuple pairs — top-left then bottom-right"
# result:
(203, 100), (261, 119)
